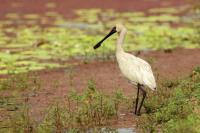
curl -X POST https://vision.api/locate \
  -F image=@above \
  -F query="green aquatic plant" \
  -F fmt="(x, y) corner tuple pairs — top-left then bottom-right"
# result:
(0, 7), (199, 74)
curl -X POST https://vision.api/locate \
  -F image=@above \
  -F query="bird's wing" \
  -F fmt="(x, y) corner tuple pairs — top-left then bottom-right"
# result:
(135, 57), (156, 90)
(119, 53), (156, 90)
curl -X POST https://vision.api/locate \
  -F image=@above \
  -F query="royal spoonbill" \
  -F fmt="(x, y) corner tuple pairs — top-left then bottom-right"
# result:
(93, 24), (156, 115)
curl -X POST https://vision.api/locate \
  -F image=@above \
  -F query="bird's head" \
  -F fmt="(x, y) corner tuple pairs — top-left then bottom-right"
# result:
(115, 23), (127, 33)
(93, 24), (126, 49)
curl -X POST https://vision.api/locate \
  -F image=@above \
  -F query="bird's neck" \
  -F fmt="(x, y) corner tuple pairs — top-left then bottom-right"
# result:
(116, 29), (126, 54)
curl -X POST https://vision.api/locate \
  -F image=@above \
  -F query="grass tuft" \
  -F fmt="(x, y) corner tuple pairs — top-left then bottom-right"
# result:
(137, 67), (200, 133)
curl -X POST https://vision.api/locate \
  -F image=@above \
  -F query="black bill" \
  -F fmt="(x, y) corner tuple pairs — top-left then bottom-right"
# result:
(93, 27), (117, 49)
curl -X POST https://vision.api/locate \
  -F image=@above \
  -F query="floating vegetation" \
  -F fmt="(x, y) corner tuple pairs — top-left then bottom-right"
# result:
(149, 7), (180, 14)
(23, 14), (40, 20)
(45, 2), (57, 8)
(0, 7), (198, 74)
(5, 13), (20, 20)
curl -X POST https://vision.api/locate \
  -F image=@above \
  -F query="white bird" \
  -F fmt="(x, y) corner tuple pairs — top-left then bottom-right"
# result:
(93, 24), (156, 115)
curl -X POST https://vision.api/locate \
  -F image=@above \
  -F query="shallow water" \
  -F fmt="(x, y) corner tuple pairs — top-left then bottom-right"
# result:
(117, 128), (136, 133)
(86, 127), (136, 133)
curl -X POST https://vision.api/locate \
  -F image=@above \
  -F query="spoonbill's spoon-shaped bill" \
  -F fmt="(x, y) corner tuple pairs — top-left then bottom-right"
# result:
(93, 27), (117, 49)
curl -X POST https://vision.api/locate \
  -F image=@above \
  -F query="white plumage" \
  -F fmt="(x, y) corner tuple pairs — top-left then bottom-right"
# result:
(116, 52), (156, 90)
(94, 24), (157, 115)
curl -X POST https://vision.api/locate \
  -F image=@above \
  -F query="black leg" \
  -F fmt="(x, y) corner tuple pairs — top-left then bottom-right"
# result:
(134, 84), (140, 115)
(137, 85), (146, 116)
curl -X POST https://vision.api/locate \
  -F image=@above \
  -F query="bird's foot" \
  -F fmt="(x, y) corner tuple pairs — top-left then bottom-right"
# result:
(136, 112), (141, 116)
(132, 112), (141, 117)
(132, 111), (141, 116)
